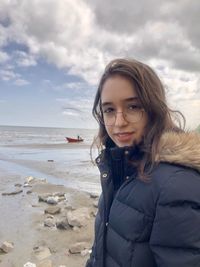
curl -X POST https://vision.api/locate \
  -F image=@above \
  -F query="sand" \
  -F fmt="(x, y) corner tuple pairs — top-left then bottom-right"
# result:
(0, 170), (97, 267)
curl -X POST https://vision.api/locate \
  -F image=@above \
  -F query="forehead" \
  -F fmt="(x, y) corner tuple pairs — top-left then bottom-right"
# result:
(101, 75), (138, 103)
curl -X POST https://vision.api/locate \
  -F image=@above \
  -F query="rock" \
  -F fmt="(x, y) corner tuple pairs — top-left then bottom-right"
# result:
(32, 204), (40, 208)
(25, 176), (47, 185)
(73, 226), (80, 233)
(56, 218), (70, 230)
(37, 259), (53, 267)
(24, 262), (36, 267)
(0, 241), (14, 253)
(26, 176), (35, 183)
(44, 217), (56, 228)
(23, 262), (36, 267)
(81, 249), (91, 257)
(46, 215), (54, 219)
(47, 160), (54, 162)
(67, 207), (90, 227)
(54, 192), (65, 197)
(44, 206), (61, 215)
(58, 196), (66, 201)
(38, 193), (52, 202)
(91, 210), (98, 217)
(65, 203), (75, 210)
(33, 246), (51, 261)
(69, 242), (88, 254)
(89, 192), (99, 199)
(26, 190), (32, 194)
(64, 249), (70, 256)
(38, 193), (66, 204)
(15, 183), (22, 187)
(46, 196), (59, 205)
(24, 183), (32, 188)
(93, 200), (99, 208)
(2, 189), (23, 196)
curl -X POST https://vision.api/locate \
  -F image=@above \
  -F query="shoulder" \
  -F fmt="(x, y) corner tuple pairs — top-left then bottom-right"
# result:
(152, 162), (200, 204)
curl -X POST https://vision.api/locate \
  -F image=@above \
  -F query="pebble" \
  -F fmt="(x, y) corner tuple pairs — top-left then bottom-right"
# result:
(0, 241), (14, 253)
(24, 262), (36, 267)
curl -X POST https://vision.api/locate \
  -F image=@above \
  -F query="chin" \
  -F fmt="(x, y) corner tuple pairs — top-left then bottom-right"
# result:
(117, 141), (135, 148)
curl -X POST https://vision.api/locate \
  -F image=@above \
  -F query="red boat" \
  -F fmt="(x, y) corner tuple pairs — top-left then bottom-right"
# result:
(65, 136), (84, 143)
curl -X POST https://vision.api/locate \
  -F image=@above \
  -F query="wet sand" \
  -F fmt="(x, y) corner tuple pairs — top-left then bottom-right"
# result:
(0, 139), (100, 266)
(2, 142), (91, 150)
(0, 167), (98, 267)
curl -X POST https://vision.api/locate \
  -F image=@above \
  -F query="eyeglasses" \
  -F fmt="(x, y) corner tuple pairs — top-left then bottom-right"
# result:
(100, 105), (144, 126)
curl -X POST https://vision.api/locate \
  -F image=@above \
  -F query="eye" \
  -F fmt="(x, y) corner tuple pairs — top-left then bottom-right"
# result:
(127, 104), (142, 111)
(102, 107), (115, 114)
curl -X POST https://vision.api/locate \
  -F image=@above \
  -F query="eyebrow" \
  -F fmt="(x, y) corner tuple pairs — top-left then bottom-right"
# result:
(101, 97), (140, 107)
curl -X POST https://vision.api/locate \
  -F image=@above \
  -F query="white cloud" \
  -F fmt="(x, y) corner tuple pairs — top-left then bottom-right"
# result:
(0, 0), (199, 128)
(14, 51), (37, 67)
(0, 67), (29, 86)
(14, 78), (29, 86)
(0, 69), (17, 80)
(0, 51), (9, 63)
(62, 110), (80, 117)
(0, 0), (200, 80)
(54, 81), (94, 93)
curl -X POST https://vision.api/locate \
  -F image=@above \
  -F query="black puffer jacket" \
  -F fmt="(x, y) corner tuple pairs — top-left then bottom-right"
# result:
(86, 132), (200, 267)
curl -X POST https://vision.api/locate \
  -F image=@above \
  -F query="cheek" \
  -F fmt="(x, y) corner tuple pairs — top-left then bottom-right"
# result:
(141, 123), (147, 134)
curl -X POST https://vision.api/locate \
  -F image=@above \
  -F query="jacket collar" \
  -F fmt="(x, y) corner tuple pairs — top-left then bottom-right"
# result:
(156, 131), (200, 173)
(96, 131), (200, 173)
(95, 144), (142, 166)
(109, 145), (142, 161)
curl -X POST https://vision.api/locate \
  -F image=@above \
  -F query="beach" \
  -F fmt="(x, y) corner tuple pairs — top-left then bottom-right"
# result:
(0, 126), (100, 267)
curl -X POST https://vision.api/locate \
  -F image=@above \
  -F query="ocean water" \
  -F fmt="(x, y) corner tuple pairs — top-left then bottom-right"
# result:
(0, 125), (96, 145)
(0, 125), (101, 193)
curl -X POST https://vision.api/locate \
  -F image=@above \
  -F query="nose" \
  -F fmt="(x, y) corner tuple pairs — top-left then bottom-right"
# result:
(114, 112), (128, 126)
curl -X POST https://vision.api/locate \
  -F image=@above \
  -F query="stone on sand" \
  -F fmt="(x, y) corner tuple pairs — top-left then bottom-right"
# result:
(44, 206), (61, 215)
(0, 241), (14, 253)
(37, 259), (53, 267)
(67, 207), (90, 227)
(69, 242), (89, 254)
(33, 246), (51, 261)
(2, 189), (23, 196)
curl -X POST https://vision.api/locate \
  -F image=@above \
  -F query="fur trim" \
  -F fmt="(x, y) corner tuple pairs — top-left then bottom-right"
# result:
(156, 131), (200, 172)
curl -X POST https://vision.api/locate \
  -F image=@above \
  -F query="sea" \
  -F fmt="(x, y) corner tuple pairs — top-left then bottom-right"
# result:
(0, 125), (101, 194)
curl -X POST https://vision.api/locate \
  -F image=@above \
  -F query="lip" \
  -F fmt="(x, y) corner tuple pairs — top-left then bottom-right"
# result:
(114, 132), (134, 142)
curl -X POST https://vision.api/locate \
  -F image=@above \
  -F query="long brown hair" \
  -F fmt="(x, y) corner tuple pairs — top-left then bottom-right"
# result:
(92, 58), (185, 179)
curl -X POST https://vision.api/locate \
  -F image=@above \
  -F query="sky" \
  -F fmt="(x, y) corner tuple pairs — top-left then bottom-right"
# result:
(0, 0), (200, 129)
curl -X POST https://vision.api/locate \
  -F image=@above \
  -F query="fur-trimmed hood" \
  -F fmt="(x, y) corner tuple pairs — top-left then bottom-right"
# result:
(156, 131), (200, 173)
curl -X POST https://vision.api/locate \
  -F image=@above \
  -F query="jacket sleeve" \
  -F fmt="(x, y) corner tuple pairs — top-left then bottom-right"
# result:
(150, 169), (200, 267)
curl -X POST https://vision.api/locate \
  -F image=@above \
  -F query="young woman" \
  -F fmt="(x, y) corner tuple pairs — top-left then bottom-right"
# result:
(86, 58), (200, 267)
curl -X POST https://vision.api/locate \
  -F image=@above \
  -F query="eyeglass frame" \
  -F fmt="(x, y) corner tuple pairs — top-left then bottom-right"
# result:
(99, 106), (144, 126)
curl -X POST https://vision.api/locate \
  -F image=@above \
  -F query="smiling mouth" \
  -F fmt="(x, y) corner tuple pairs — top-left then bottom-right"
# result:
(114, 132), (134, 141)
(115, 132), (134, 136)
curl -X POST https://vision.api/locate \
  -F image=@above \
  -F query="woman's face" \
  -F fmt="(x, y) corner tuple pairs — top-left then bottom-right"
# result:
(101, 75), (148, 147)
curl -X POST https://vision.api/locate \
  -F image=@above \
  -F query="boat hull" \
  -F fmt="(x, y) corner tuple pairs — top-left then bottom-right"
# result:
(66, 137), (84, 143)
